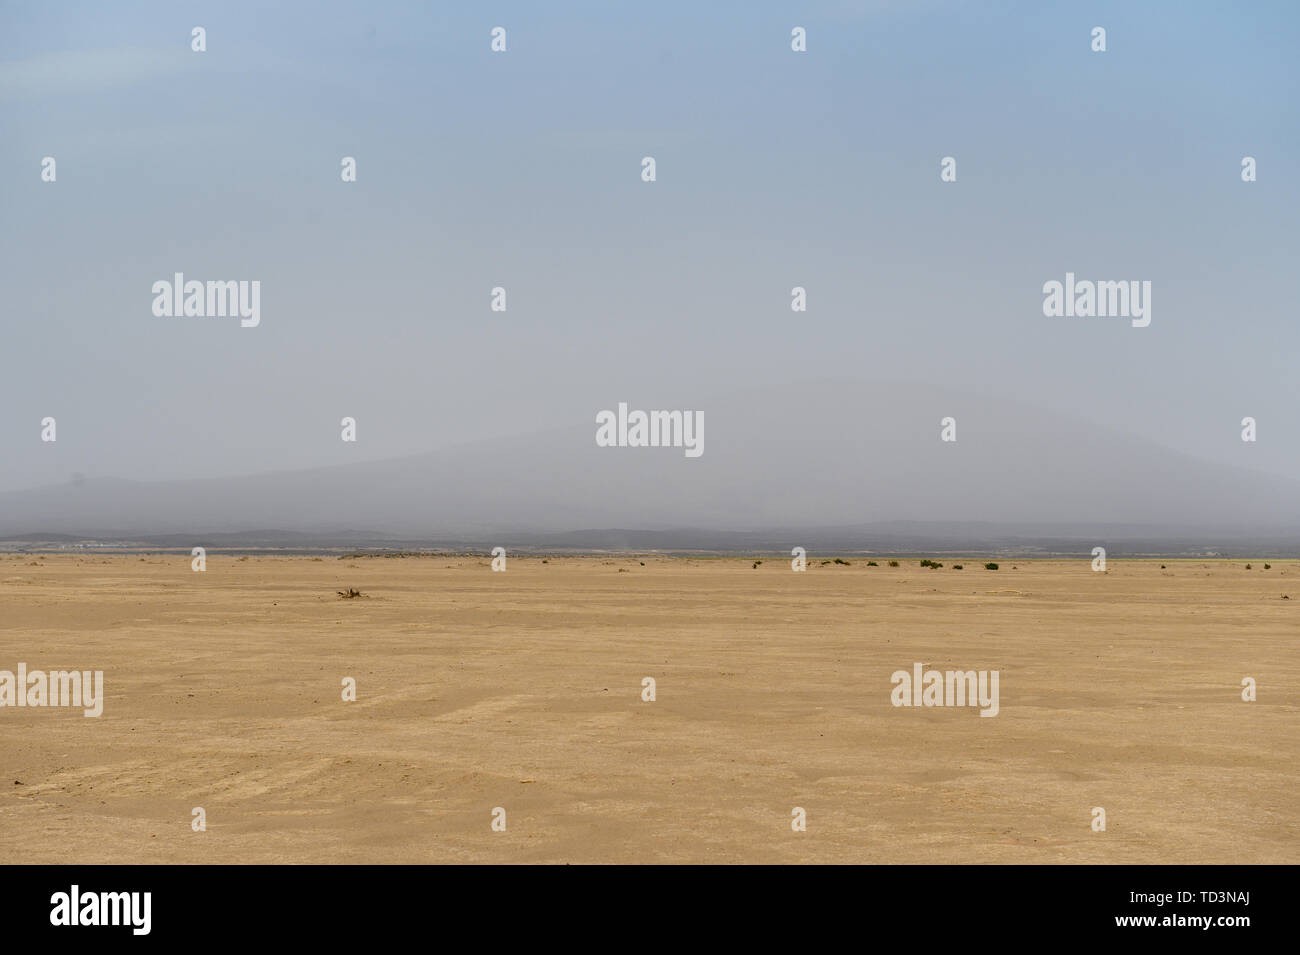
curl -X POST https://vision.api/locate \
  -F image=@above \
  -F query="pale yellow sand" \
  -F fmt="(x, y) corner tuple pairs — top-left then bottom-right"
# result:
(0, 554), (1296, 863)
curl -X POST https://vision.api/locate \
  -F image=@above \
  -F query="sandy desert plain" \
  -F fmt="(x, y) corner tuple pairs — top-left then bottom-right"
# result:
(0, 552), (1296, 864)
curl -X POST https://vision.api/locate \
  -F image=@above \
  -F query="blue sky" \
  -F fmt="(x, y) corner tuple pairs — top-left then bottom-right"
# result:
(2, 1), (1298, 491)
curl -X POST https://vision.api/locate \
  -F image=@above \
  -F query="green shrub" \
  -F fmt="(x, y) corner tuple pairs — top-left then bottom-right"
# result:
(888, 560), (899, 567)
(984, 562), (999, 570)
(952, 564), (963, 570)
(867, 561), (878, 567)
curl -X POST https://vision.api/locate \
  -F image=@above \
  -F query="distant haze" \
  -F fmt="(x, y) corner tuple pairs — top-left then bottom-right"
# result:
(3, 2), (1298, 551)
(3, 381), (1298, 553)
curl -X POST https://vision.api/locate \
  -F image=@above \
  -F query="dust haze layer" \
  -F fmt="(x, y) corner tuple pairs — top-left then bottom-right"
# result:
(3, 382), (1297, 551)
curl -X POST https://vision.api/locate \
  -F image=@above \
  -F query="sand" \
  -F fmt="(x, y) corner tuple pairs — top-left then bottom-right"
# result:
(0, 554), (1296, 864)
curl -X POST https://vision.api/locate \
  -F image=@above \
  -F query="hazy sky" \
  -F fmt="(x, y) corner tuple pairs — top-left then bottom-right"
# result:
(3, 0), (1298, 493)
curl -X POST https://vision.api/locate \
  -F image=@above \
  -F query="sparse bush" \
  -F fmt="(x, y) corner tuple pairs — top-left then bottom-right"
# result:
(888, 560), (899, 567)
(1264, 563), (1272, 570)
(952, 564), (963, 570)
(867, 561), (878, 567)
(1246, 563), (1253, 570)
(984, 562), (999, 570)
(752, 561), (761, 569)
(821, 560), (832, 565)
(834, 558), (850, 565)
(337, 588), (363, 599)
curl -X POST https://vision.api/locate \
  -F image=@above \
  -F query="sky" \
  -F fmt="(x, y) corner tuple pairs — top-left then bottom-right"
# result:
(2, 0), (1298, 496)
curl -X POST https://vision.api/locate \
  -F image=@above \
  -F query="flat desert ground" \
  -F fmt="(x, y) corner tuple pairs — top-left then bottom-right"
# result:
(1, 553), (1296, 864)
